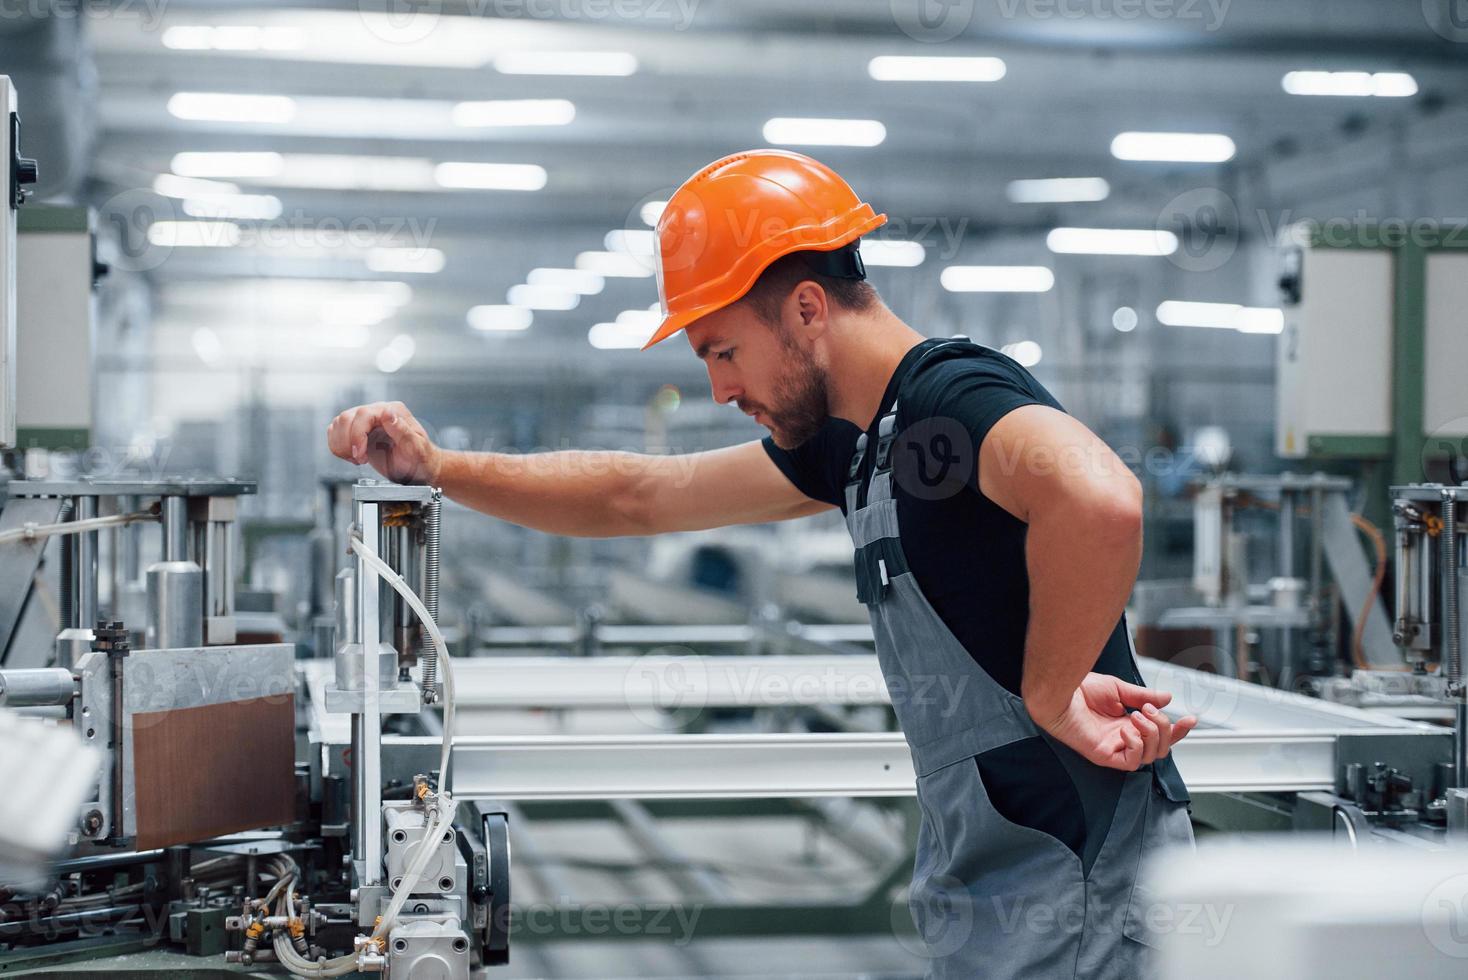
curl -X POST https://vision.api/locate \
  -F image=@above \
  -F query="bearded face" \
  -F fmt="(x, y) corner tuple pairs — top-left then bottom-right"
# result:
(741, 323), (829, 449)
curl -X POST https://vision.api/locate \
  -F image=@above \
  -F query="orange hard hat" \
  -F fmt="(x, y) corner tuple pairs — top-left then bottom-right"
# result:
(641, 149), (887, 350)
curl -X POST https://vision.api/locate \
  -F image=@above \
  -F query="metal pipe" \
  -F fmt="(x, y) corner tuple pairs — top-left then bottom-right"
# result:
(75, 496), (97, 630)
(54, 848), (165, 874)
(355, 499), (383, 885)
(56, 499), (74, 629)
(1443, 490), (1461, 687)
(145, 561), (204, 649)
(161, 496), (188, 562)
(420, 491), (441, 703)
(1442, 489), (1465, 789)
(0, 667), (74, 707)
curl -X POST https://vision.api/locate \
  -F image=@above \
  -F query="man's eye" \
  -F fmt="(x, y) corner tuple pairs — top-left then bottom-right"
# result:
(716, 349), (734, 362)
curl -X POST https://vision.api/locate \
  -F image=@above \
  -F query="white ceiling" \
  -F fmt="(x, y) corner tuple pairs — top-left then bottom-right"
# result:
(72, 0), (1468, 375)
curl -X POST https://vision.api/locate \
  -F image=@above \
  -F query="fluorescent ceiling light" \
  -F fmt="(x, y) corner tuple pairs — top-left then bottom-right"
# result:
(1282, 71), (1417, 97)
(1111, 132), (1236, 163)
(261, 155), (433, 191)
(375, 334), (416, 373)
(605, 229), (655, 255)
(640, 201), (667, 227)
(467, 305), (533, 332)
(147, 220), (241, 248)
(493, 51), (637, 76)
(321, 296), (398, 327)
(763, 117), (887, 148)
(434, 162), (547, 191)
(1156, 301), (1284, 334)
(940, 266), (1054, 293)
(152, 174), (240, 198)
(1112, 306), (1139, 332)
(575, 250), (653, 278)
(451, 99), (576, 127)
(527, 267), (604, 295)
(859, 240), (926, 267)
(1046, 227), (1179, 256)
(171, 151), (284, 178)
(366, 247), (446, 274)
(506, 284), (579, 311)
(1007, 177), (1111, 204)
(162, 25), (304, 52)
(615, 308), (661, 331)
(589, 321), (652, 350)
(1236, 307), (1286, 333)
(168, 92), (297, 124)
(1000, 340), (1042, 367)
(868, 55), (1005, 82)
(181, 193), (282, 221)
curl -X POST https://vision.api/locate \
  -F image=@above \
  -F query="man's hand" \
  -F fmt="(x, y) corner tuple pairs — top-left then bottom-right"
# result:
(327, 402), (442, 486)
(1029, 673), (1198, 771)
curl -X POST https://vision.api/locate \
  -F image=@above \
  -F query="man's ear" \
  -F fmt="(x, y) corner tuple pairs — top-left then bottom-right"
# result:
(791, 281), (828, 335)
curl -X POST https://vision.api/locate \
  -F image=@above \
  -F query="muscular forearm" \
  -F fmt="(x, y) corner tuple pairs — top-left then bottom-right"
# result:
(434, 449), (672, 538)
(1019, 494), (1143, 726)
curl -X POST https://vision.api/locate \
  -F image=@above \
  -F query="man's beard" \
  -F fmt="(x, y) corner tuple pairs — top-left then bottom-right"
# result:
(754, 331), (828, 449)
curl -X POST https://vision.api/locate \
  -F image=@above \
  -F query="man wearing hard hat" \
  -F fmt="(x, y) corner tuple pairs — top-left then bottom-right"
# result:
(330, 150), (1196, 978)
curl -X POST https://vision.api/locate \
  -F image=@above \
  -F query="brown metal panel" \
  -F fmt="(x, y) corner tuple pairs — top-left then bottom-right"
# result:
(131, 694), (296, 849)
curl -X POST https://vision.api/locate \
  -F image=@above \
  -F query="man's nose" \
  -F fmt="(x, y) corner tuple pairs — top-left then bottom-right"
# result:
(709, 373), (741, 406)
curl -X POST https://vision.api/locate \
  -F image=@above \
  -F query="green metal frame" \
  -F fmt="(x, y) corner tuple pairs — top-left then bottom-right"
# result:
(12, 427), (89, 451)
(16, 206), (90, 234)
(1296, 223), (1468, 523)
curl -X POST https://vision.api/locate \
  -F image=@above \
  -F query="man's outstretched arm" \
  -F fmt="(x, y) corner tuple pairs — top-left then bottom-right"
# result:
(327, 402), (830, 538)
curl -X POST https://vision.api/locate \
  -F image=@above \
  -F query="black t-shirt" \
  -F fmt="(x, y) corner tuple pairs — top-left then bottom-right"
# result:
(762, 338), (1139, 698)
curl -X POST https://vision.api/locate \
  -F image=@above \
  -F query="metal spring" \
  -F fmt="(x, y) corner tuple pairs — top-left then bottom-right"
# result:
(1443, 491), (1462, 687)
(419, 491), (442, 704)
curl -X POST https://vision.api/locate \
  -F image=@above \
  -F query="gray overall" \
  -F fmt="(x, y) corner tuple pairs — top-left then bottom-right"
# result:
(843, 346), (1194, 979)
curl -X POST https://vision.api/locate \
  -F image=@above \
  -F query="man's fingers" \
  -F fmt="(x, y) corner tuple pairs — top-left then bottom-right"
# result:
(1118, 725), (1143, 769)
(1115, 679), (1173, 711)
(348, 406), (392, 463)
(1129, 710), (1160, 764)
(1168, 715), (1198, 746)
(1141, 702), (1174, 758)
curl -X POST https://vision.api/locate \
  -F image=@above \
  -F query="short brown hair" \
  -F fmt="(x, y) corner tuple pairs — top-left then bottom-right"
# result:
(740, 247), (879, 324)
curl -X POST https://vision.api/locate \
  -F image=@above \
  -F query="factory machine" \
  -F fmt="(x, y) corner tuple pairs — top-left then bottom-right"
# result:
(1294, 482), (1468, 839)
(0, 479), (510, 977)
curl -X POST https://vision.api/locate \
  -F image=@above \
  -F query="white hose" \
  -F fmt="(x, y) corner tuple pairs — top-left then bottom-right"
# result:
(348, 532), (456, 941)
(0, 510), (157, 546)
(349, 534), (455, 790)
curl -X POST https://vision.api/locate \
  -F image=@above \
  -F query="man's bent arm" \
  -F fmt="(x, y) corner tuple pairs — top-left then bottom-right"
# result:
(977, 405), (1144, 725)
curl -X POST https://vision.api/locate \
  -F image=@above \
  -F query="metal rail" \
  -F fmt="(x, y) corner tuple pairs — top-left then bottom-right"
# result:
(379, 727), (1449, 800)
